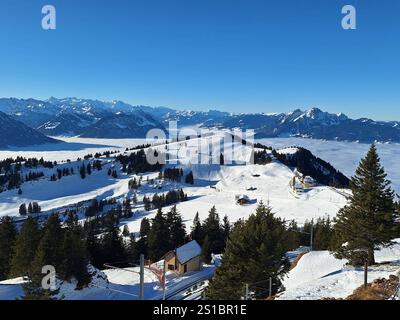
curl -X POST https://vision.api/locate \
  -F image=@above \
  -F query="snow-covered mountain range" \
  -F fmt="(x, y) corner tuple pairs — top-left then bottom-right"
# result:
(0, 97), (399, 144)
(0, 111), (57, 148)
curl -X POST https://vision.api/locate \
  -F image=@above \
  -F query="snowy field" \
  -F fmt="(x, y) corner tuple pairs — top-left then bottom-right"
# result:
(1, 134), (398, 228)
(278, 240), (400, 300)
(257, 138), (400, 193)
(0, 264), (215, 300)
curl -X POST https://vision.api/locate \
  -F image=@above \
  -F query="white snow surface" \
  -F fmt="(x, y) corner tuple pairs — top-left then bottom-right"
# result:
(176, 240), (202, 264)
(278, 240), (400, 300)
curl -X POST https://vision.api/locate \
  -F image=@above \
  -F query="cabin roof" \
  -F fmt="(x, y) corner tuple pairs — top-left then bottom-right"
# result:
(175, 240), (202, 264)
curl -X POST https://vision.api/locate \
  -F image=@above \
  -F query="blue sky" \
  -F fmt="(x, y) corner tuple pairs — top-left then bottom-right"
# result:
(0, 0), (399, 120)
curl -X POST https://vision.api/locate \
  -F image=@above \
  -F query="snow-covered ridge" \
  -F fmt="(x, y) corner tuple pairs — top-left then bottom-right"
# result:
(1, 97), (399, 142)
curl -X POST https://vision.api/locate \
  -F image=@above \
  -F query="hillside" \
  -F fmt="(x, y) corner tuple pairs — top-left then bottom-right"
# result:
(0, 111), (58, 148)
(278, 240), (400, 300)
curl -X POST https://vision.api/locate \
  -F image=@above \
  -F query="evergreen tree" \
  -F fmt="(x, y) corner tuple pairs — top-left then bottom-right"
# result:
(331, 145), (398, 271)
(201, 206), (224, 263)
(190, 212), (205, 245)
(61, 221), (91, 288)
(19, 203), (27, 215)
(166, 205), (186, 250)
(101, 226), (127, 265)
(80, 164), (86, 179)
(28, 202), (33, 214)
(10, 217), (41, 278)
(32, 202), (41, 213)
(312, 217), (333, 250)
(26, 215), (64, 299)
(126, 236), (139, 263)
(140, 218), (151, 238)
(185, 171), (194, 184)
(286, 220), (301, 250)
(143, 196), (151, 211)
(86, 163), (92, 175)
(222, 215), (231, 245)
(122, 225), (130, 237)
(0, 217), (17, 280)
(85, 225), (102, 269)
(148, 209), (170, 261)
(31, 215), (64, 277)
(132, 193), (138, 205)
(206, 203), (291, 300)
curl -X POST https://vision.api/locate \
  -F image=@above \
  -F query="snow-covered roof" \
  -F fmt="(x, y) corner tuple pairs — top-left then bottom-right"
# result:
(236, 194), (250, 201)
(176, 240), (202, 264)
(304, 176), (315, 182)
(294, 181), (303, 189)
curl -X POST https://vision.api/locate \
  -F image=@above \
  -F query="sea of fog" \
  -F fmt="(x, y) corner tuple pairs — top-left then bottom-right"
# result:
(257, 138), (400, 194)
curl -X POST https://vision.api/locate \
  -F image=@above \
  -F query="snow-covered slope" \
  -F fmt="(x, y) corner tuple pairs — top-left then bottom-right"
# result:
(278, 240), (400, 300)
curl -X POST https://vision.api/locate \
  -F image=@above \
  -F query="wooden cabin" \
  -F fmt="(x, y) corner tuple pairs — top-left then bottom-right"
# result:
(164, 240), (202, 276)
(235, 194), (251, 205)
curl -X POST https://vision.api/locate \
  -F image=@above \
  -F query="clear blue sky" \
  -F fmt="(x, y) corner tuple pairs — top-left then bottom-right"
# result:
(0, 0), (399, 120)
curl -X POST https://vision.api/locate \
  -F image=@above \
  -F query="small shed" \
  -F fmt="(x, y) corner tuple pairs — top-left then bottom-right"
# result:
(164, 240), (202, 276)
(235, 194), (251, 205)
(293, 180), (304, 195)
(303, 176), (316, 188)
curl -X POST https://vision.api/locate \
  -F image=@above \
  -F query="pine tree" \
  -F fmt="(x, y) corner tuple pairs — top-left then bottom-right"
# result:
(140, 218), (151, 238)
(190, 212), (205, 245)
(222, 215), (231, 245)
(143, 196), (151, 211)
(286, 220), (301, 250)
(126, 236), (139, 263)
(86, 163), (92, 175)
(206, 203), (291, 300)
(166, 205), (186, 250)
(9, 217), (41, 278)
(313, 217), (333, 250)
(0, 217), (17, 280)
(332, 145), (398, 273)
(61, 222), (91, 288)
(28, 202), (33, 214)
(19, 203), (27, 215)
(122, 225), (130, 237)
(132, 193), (138, 205)
(31, 215), (64, 277)
(80, 164), (86, 179)
(101, 227), (127, 265)
(185, 171), (194, 184)
(32, 202), (41, 213)
(86, 226), (102, 269)
(201, 206), (224, 263)
(25, 215), (64, 299)
(148, 208), (170, 261)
